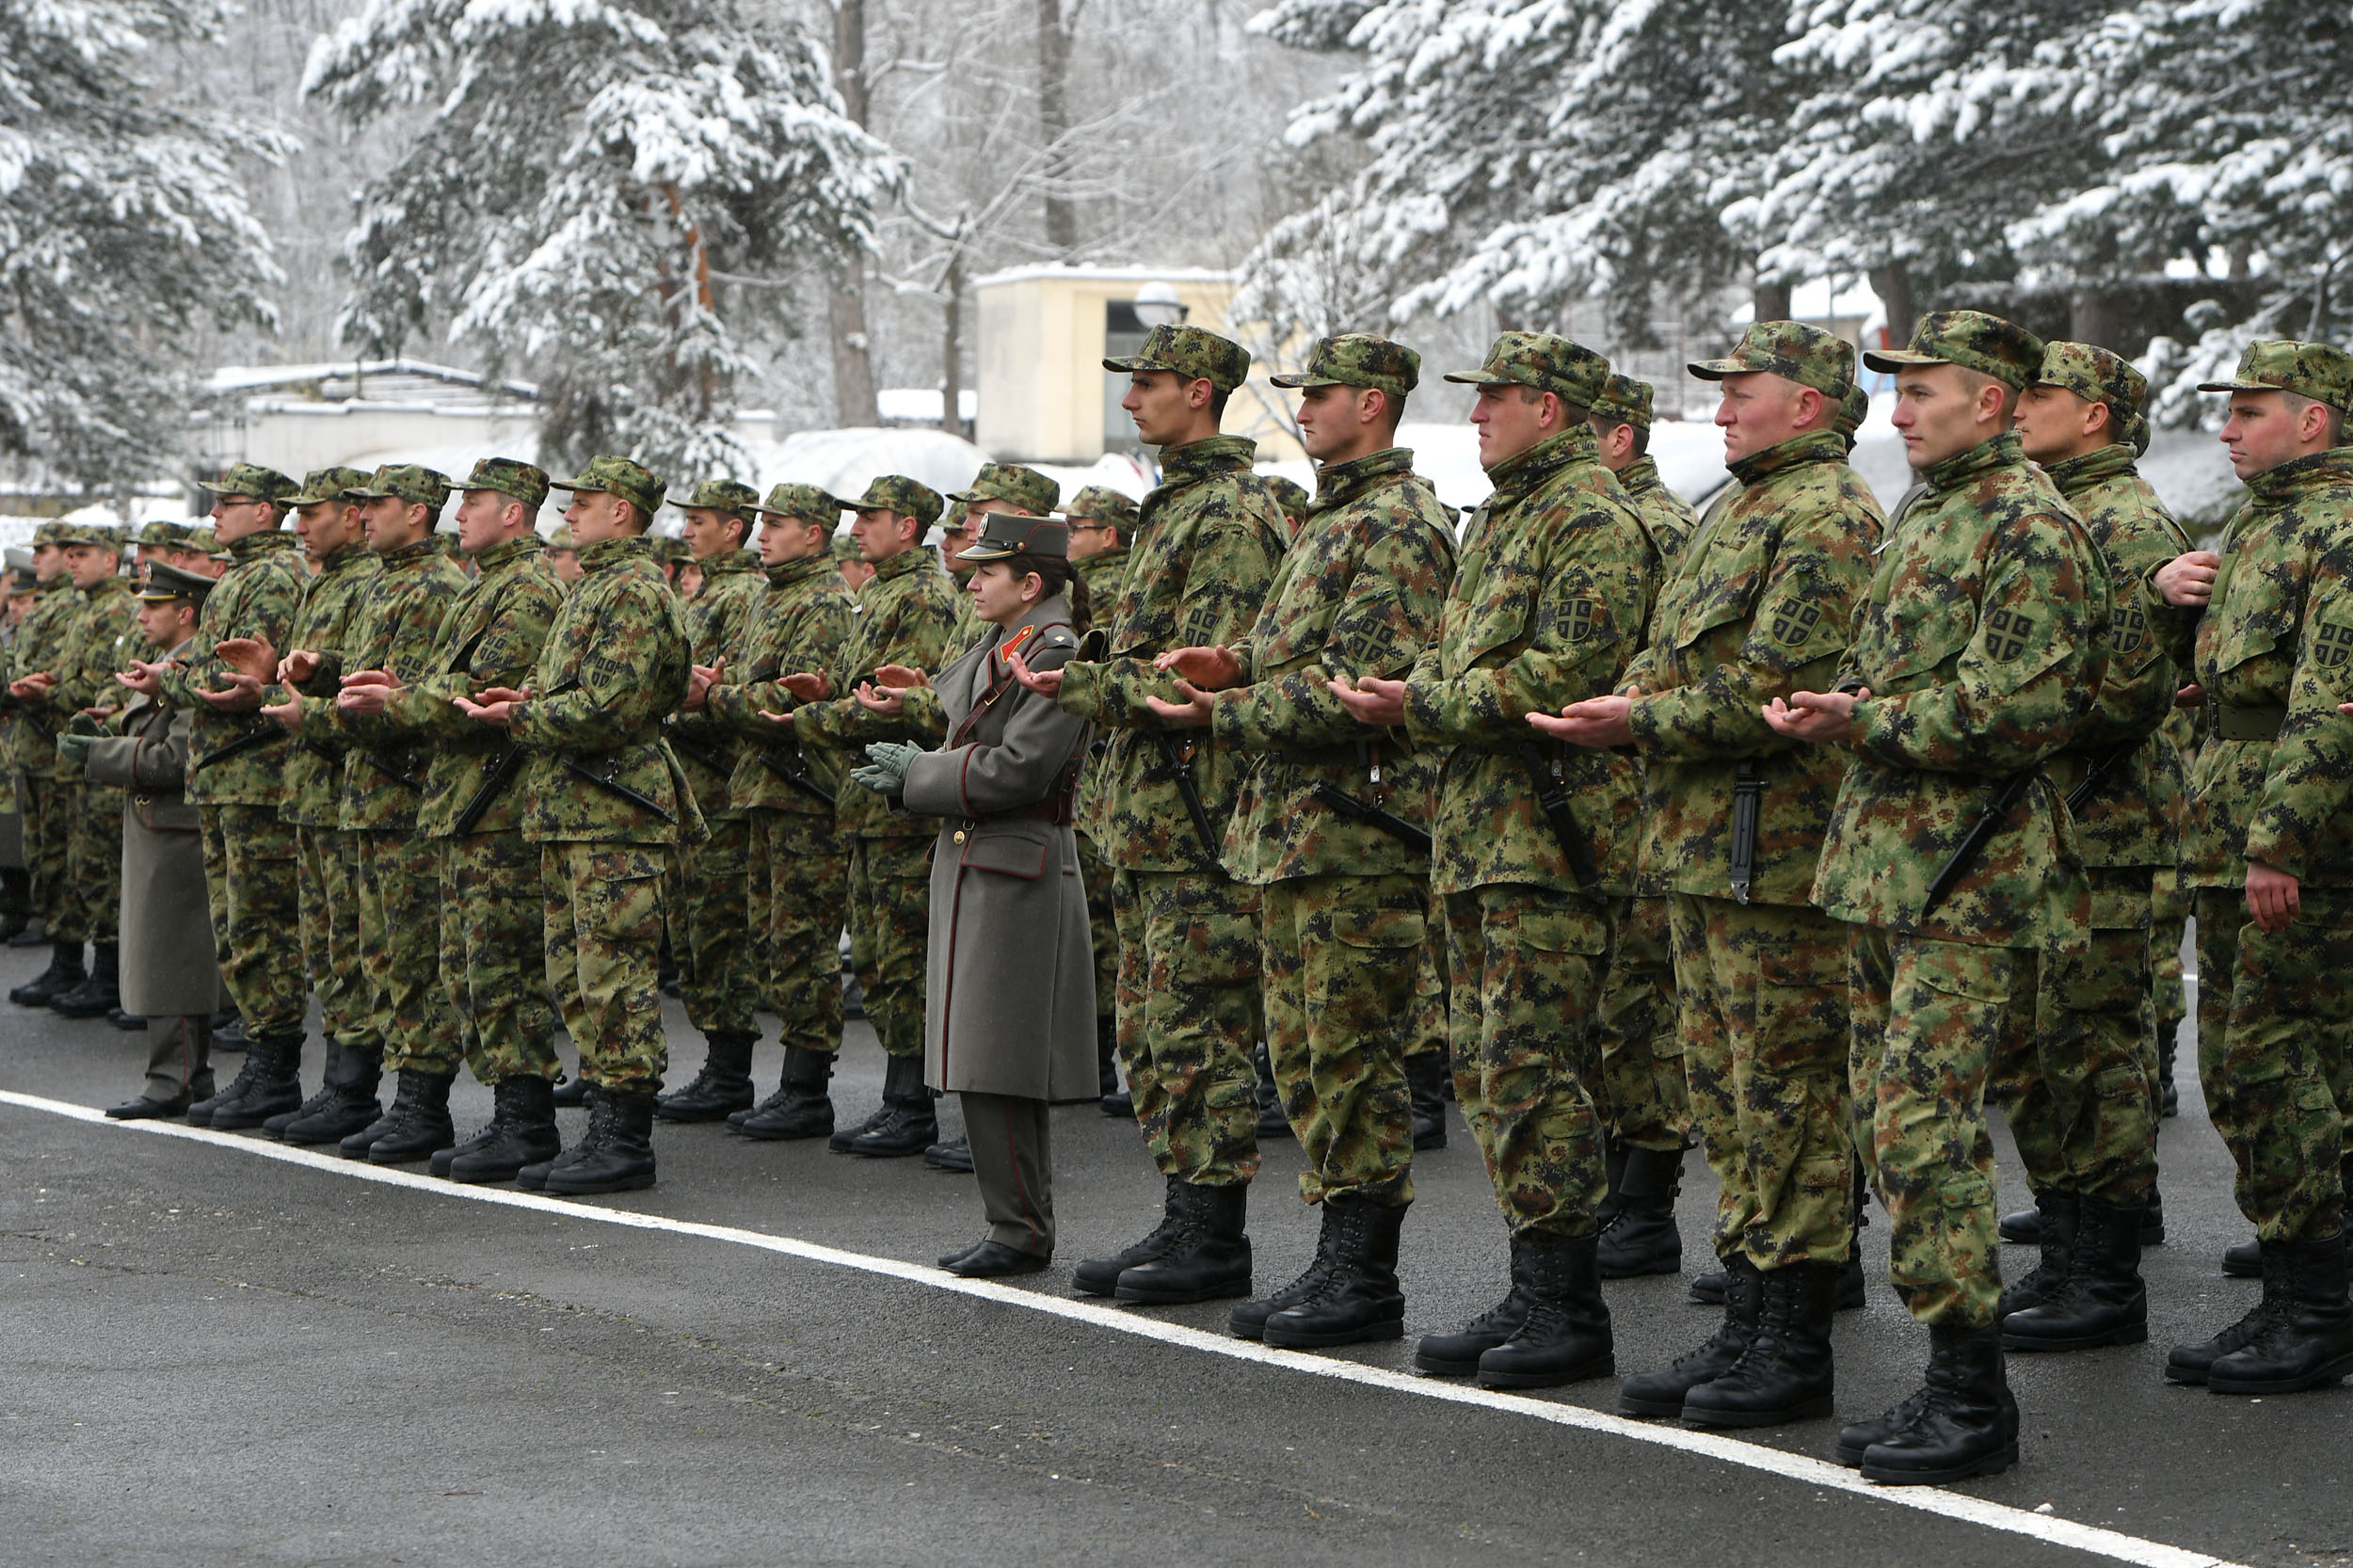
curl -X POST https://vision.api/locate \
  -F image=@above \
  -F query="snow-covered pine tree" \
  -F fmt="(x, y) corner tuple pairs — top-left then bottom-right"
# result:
(0, 0), (290, 494)
(303, 0), (904, 477)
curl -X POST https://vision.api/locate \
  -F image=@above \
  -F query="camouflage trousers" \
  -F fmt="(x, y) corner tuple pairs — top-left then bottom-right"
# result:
(847, 835), (933, 1060)
(1410, 881), (1449, 1059)
(2151, 871), (2190, 1086)
(63, 781), (123, 944)
(198, 804), (304, 1038)
(2194, 886), (2353, 1242)
(1261, 872), (1422, 1208)
(440, 831), (561, 1083)
(21, 775), (68, 932)
(359, 828), (463, 1076)
(750, 810), (847, 1053)
(1077, 827), (1118, 1021)
(1674, 894), (1854, 1271)
(1112, 866), (1264, 1188)
(1849, 927), (2035, 1330)
(1444, 882), (1609, 1239)
(1990, 869), (2160, 1207)
(545, 840), (669, 1093)
(1595, 895), (1689, 1154)
(295, 824), (375, 1049)
(670, 814), (756, 1038)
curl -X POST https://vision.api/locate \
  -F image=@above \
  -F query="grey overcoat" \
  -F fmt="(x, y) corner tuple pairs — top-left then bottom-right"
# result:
(901, 592), (1096, 1099)
(85, 695), (226, 1017)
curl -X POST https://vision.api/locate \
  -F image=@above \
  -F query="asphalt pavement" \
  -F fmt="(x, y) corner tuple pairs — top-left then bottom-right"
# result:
(1, 936), (2347, 1568)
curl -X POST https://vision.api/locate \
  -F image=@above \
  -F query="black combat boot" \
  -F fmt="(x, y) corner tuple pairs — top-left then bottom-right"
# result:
(1114, 1181), (1252, 1304)
(827, 1054), (898, 1150)
(1621, 1255), (1761, 1417)
(2003, 1187), (2164, 1247)
(2159, 1033), (2178, 1117)
(2205, 1235), (2353, 1395)
(552, 1073), (589, 1109)
(1683, 1261), (1841, 1427)
(1995, 1190), (2077, 1320)
(1476, 1231), (1613, 1389)
(1417, 1264), (1538, 1376)
(5, 916), (44, 948)
(736, 1046), (836, 1140)
(922, 1135), (973, 1173)
(273, 1040), (384, 1144)
(187, 1037), (275, 1128)
(654, 1030), (757, 1122)
(363, 1068), (456, 1165)
(1596, 1144), (1683, 1278)
(0, 865), (29, 941)
(1404, 1050), (1449, 1150)
(1096, 1015), (1129, 1118)
(1849, 1325), (2019, 1484)
(543, 1087), (658, 1194)
(1073, 1176), (1188, 1296)
(211, 1011), (248, 1052)
(1261, 1200), (1409, 1350)
(8, 940), (83, 1007)
(847, 1054), (938, 1157)
(49, 942), (120, 1017)
(1254, 1042), (1289, 1141)
(204, 1033), (305, 1130)
(2169, 1242), (2288, 1384)
(1691, 1185), (1869, 1312)
(444, 1077), (562, 1184)
(2002, 1196), (2148, 1352)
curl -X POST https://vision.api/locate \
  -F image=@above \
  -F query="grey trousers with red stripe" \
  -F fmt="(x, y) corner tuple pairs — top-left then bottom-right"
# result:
(962, 1091), (1054, 1257)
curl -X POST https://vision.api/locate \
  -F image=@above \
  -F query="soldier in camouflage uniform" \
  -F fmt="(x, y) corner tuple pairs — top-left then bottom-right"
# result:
(1767, 311), (2110, 1482)
(696, 484), (855, 1141)
(1541, 323), (1881, 1426)
(0, 552), (37, 947)
(456, 455), (697, 1193)
(1145, 332), (1453, 1348)
(1062, 484), (1139, 1112)
(546, 525), (584, 585)
(6, 524), (88, 1004)
(1578, 372), (1704, 1278)
(788, 476), (960, 1157)
(146, 464), (310, 1128)
(1266, 475), (1312, 540)
(1014, 324), (1288, 1305)
(1988, 344), (2185, 1354)
(40, 525), (139, 1019)
(653, 479), (771, 1122)
(938, 501), (984, 651)
(282, 466), (472, 1164)
(2148, 341), (2353, 1395)
(1332, 331), (1655, 1389)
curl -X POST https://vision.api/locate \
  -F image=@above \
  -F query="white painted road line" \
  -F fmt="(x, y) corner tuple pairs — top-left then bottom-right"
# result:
(0, 1086), (2247, 1568)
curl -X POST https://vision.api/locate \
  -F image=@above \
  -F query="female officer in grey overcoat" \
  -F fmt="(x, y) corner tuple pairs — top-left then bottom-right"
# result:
(852, 511), (1096, 1278)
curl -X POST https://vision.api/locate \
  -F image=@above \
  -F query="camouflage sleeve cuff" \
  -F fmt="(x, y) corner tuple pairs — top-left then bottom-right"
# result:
(1052, 659), (1108, 724)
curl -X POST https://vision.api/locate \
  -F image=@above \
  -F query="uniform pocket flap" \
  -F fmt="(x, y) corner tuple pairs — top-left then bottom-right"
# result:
(961, 821), (1052, 879)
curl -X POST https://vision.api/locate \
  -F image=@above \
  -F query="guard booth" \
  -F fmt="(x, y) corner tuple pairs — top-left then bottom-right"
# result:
(972, 265), (1304, 466)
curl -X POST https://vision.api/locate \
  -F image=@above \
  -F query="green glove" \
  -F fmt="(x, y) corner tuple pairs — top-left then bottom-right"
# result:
(66, 712), (103, 737)
(56, 732), (93, 771)
(849, 740), (920, 797)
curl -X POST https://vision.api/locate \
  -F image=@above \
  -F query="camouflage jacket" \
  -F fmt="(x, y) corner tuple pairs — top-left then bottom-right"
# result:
(2147, 445), (2353, 889)
(510, 535), (700, 847)
(278, 544), (382, 829)
(1076, 542), (1129, 617)
(380, 534), (565, 839)
(165, 529), (306, 808)
(794, 544), (961, 839)
(2041, 444), (2190, 888)
(327, 536), (470, 834)
(1211, 447), (1455, 884)
(1623, 429), (1882, 907)
(1618, 456), (1701, 570)
(48, 575), (139, 778)
(667, 547), (767, 820)
(1055, 435), (1289, 872)
(1401, 424), (1656, 897)
(1816, 432), (2109, 948)
(706, 553), (854, 818)
(7, 577), (76, 773)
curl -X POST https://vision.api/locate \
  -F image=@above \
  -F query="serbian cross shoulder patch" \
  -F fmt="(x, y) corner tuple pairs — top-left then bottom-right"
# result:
(1983, 607), (2038, 662)
(2109, 603), (2147, 657)
(1564, 597), (1596, 643)
(2315, 618), (2353, 671)
(1772, 602), (1822, 647)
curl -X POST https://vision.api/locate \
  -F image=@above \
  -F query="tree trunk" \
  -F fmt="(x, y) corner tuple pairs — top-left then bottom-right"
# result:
(2070, 288), (2118, 349)
(1868, 264), (1913, 345)
(941, 253), (967, 440)
(1753, 279), (1792, 324)
(1037, 0), (1076, 255)
(829, 0), (878, 426)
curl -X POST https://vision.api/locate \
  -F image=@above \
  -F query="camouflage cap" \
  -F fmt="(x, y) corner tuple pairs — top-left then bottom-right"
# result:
(136, 560), (215, 603)
(1103, 323), (1252, 393)
(653, 535), (691, 567)
(459, 456), (550, 510)
(1443, 331), (1611, 409)
(1266, 475), (1311, 527)
(939, 500), (972, 536)
(1835, 382), (1869, 438)
(1057, 484), (1141, 532)
(1863, 310), (2046, 392)
(55, 521), (121, 552)
(1690, 320), (1859, 400)
(346, 464), (454, 513)
(31, 520), (69, 547)
(844, 474), (943, 528)
(671, 477), (760, 522)
(2030, 341), (2149, 425)
(287, 465), (374, 506)
(195, 462), (296, 504)
(829, 532), (862, 561)
(135, 520), (189, 549)
(959, 511), (1069, 564)
(1269, 333), (1421, 395)
(2196, 339), (2353, 414)
(751, 483), (843, 522)
(546, 524), (576, 551)
(181, 526), (218, 555)
(950, 462), (1061, 517)
(1589, 375), (1656, 431)
(550, 455), (666, 520)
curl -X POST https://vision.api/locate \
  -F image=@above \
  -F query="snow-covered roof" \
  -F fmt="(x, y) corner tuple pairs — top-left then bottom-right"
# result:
(972, 264), (1235, 290)
(206, 360), (539, 408)
(876, 388), (979, 424)
(746, 426), (989, 516)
